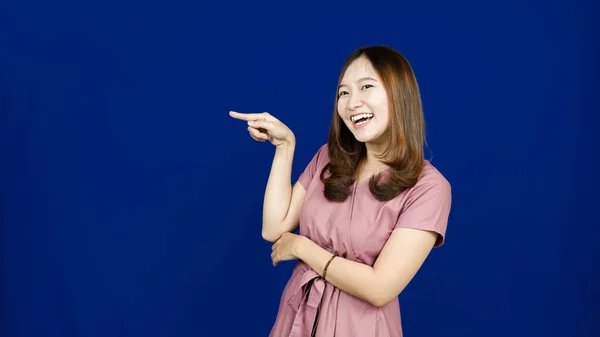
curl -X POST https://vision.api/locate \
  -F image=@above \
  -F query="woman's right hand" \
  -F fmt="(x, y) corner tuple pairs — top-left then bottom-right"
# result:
(229, 111), (295, 147)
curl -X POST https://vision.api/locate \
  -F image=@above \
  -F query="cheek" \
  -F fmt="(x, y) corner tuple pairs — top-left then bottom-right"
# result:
(371, 94), (389, 117)
(378, 102), (390, 117)
(337, 101), (346, 116)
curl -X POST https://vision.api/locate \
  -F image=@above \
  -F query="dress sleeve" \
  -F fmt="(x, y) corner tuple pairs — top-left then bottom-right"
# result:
(297, 144), (328, 190)
(394, 176), (452, 247)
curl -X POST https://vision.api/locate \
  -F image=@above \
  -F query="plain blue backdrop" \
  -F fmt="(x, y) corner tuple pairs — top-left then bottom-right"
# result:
(1, 0), (598, 336)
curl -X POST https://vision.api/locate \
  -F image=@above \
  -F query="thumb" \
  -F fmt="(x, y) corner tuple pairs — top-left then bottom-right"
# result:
(248, 120), (274, 131)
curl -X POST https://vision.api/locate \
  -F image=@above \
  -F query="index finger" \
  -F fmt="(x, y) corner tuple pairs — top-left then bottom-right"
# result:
(229, 111), (266, 121)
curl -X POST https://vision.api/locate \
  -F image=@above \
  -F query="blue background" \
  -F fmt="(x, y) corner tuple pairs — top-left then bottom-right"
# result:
(1, 0), (598, 336)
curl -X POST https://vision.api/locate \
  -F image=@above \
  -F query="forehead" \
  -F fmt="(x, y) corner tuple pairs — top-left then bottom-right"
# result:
(341, 57), (379, 81)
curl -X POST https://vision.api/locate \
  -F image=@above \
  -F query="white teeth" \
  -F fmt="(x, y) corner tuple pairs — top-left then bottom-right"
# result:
(351, 113), (374, 122)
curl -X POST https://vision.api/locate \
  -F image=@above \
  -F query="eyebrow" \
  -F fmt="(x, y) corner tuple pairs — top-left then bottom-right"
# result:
(338, 76), (378, 89)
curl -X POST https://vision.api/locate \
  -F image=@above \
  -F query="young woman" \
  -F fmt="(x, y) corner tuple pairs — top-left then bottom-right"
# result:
(230, 45), (452, 337)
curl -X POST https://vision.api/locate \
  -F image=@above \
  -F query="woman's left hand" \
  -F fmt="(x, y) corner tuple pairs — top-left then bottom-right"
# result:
(271, 232), (304, 266)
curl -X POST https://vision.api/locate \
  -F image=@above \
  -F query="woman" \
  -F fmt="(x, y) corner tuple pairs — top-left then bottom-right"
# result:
(230, 45), (452, 337)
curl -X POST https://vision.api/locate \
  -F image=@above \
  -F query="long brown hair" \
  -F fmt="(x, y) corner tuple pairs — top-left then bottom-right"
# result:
(321, 46), (426, 202)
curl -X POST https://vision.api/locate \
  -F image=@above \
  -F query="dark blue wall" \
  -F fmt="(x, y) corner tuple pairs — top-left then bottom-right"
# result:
(1, 0), (598, 336)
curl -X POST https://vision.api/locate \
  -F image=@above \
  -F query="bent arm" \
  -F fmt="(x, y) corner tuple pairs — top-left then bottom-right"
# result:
(294, 228), (438, 307)
(262, 139), (307, 242)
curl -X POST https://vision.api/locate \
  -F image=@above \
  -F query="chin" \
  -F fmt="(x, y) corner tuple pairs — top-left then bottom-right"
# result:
(351, 132), (380, 144)
(344, 121), (386, 144)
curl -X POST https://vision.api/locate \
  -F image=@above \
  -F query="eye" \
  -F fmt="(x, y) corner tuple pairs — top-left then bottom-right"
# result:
(338, 91), (349, 97)
(362, 84), (373, 90)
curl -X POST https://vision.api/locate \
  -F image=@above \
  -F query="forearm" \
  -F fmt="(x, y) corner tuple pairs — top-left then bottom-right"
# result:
(262, 139), (296, 239)
(295, 237), (387, 307)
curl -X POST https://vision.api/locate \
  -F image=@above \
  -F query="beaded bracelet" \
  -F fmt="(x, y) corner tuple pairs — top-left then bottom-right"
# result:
(323, 253), (338, 280)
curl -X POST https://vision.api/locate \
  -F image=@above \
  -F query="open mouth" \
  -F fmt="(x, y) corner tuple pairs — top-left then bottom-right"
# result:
(351, 113), (374, 126)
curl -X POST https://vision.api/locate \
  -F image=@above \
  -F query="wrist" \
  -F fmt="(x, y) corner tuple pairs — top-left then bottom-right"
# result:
(275, 139), (296, 159)
(276, 135), (296, 150)
(292, 235), (309, 259)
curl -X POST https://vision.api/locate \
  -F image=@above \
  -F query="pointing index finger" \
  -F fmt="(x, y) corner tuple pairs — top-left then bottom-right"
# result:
(229, 111), (267, 121)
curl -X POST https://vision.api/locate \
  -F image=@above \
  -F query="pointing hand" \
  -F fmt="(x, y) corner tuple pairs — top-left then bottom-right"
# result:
(229, 111), (295, 147)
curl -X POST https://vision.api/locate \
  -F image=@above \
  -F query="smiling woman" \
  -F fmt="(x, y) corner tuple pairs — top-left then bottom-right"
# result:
(327, 48), (427, 203)
(230, 45), (452, 337)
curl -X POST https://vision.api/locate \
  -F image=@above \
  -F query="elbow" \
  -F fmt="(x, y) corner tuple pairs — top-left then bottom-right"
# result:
(368, 285), (402, 308)
(261, 230), (280, 243)
(368, 295), (393, 308)
(369, 294), (397, 308)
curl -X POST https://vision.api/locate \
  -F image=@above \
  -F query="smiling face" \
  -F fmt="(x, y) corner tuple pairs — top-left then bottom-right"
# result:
(336, 57), (390, 145)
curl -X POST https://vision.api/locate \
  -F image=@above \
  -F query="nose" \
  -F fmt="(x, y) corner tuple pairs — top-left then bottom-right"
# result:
(347, 93), (364, 111)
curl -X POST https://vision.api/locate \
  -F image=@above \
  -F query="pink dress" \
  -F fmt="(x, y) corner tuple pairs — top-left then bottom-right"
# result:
(269, 144), (452, 337)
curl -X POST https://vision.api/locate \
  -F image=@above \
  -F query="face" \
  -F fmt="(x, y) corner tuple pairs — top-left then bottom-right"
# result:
(337, 57), (390, 145)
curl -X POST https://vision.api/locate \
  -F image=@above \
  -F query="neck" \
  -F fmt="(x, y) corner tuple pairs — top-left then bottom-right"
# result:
(363, 142), (390, 173)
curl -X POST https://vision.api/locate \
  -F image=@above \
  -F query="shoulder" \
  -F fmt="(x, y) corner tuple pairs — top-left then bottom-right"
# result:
(309, 143), (330, 167)
(397, 160), (451, 210)
(315, 143), (329, 160)
(418, 161), (451, 190)
(393, 161), (452, 246)
(297, 143), (331, 189)
(402, 161), (451, 207)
